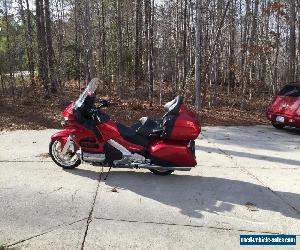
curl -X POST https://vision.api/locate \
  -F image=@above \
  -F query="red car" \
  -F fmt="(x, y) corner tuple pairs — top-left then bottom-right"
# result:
(266, 82), (300, 129)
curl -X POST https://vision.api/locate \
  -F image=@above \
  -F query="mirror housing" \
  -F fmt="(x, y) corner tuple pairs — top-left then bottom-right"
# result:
(100, 100), (110, 108)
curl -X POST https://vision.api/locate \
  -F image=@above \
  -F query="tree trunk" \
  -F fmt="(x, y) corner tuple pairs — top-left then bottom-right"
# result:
(298, 1), (300, 78)
(74, 0), (80, 82)
(289, 0), (296, 81)
(44, 0), (58, 93)
(228, 0), (236, 90)
(182, 0), (188, 90)
(4, 0), (15, 96)
(249, 0), (259, 85)
(194, 0), (202, 110)
(240, 0), (251, 110)
(101, 1), (107, 83)
(55, 0), (65, 85)
(134, 0), (143, 90)
(145, 0), (151, 102)
(19, 0), (35, 87)
(149, 0), (154, 105)
(36, 0), (49, 96)
(83, 1), (93, 82)
(117, 0), (124, 98)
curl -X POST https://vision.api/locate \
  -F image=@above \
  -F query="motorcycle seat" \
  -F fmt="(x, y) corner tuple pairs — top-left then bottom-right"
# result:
(117, 123), (149, 147)
(134, 117), (163, 137)
(127, 97), (183, 140)
(131, 117), (163, 138)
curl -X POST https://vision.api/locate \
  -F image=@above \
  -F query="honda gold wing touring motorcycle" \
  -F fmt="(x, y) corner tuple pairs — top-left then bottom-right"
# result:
(49, 78), (201, 175)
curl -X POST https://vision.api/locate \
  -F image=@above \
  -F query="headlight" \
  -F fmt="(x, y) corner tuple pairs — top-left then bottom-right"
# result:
(61, 117), (69, 126)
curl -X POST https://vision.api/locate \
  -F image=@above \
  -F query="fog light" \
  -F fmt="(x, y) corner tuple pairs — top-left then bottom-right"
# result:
(289, 119), (294, 123)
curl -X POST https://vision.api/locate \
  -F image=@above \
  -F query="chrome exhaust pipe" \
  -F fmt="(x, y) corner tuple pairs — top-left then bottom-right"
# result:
(98, 162), (192, 171)
(77, 150), (106, 163)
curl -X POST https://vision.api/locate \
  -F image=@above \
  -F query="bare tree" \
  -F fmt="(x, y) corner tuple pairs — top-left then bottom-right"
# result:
(144, 0), (154, 105)
(228, 0), (236, 90)
(149, 0), (154, 105)
(45, 0), (58, 93)
(135, 0), (143, 90)
(36, 0), (49, 96)
(18, 0), (35, 87)
(289, 0), (296, 81)
(2, 0), (300, 111)
(194, 0), (202, 110)
(117, 0), (124, 98)
(4, 0), (14, 95)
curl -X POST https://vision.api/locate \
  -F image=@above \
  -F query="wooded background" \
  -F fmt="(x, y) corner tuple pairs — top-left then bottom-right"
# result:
(0, 0), (299, 111)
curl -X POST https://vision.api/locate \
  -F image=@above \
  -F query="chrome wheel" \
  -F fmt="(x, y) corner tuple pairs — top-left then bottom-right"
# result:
(49, 139), (81, 169)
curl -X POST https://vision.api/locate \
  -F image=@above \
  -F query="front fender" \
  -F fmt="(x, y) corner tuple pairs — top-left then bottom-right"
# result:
(51, 129), (75, 140)
(50, 129), (76, 148)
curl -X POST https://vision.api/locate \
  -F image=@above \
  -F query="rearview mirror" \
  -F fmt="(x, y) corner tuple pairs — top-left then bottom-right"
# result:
(100, 100), (110, 107)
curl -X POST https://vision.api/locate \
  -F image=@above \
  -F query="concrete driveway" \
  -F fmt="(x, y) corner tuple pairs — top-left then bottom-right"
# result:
(0, 126), (299, 249)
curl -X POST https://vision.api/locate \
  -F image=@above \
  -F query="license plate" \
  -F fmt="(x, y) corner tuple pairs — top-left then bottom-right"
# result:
(276, 116), (284, 123)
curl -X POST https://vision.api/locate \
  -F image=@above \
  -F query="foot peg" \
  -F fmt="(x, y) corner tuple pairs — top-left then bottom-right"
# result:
(113, 156), (131, 166)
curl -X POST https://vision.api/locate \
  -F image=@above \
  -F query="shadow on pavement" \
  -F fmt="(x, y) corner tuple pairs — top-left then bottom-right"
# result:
(196, 145), (300, 167)
(65, 169), (300, 220)
(202, 126), (300, 152)
(279, 127), (300, 135)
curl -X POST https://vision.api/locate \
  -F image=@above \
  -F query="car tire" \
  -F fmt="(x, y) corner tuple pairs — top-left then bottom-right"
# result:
(272, 122), (285, 129)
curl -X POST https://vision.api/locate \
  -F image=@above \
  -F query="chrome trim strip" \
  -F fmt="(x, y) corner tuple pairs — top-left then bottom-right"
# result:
(82, 152), (106, 163)
(62, 136), (73, 155)
(108, 139), (131, 156)
(139, 165), (192, 171)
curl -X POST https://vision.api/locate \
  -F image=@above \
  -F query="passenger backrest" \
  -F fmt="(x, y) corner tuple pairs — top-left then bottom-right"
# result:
(163, 96), (183, 117)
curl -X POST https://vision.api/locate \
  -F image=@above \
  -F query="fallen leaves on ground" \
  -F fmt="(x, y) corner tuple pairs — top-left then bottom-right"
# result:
(244, 202), (259, 211)
(0, 81), (269, 131)
(110, 187), (119, 193)
(37, 153), (50, 158)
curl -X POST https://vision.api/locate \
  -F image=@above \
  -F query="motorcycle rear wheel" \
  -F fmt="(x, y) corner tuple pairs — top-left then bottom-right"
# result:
(49, 139), (81, 169)
(149, 169), (174, 176)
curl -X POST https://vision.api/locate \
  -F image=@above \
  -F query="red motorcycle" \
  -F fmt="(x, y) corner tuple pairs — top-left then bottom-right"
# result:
(49, 78), (201, 175)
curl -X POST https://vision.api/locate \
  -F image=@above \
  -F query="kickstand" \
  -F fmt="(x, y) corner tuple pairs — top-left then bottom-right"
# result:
(104, 166), (112, 180)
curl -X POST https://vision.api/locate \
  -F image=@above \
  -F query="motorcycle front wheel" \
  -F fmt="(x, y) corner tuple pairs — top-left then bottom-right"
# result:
(49, 139), (81, 169)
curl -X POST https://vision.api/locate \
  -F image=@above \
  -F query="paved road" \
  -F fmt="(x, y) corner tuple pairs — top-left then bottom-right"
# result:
(0, 126), (299, 249)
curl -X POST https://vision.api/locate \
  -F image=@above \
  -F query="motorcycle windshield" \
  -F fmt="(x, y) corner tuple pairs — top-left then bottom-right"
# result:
(74, 78), (100, 109)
